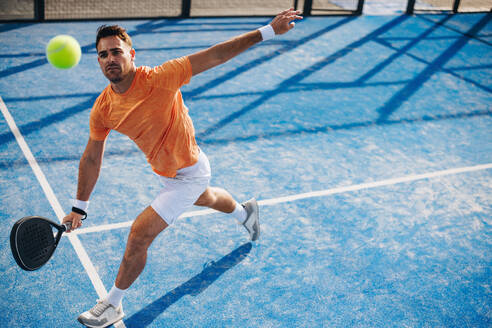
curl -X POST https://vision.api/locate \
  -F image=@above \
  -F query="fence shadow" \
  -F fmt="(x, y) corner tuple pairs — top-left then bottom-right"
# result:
(124, 242), (252, 328)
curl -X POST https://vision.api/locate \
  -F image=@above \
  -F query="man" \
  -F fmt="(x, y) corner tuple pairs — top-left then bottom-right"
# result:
(64, 8), (302, 328)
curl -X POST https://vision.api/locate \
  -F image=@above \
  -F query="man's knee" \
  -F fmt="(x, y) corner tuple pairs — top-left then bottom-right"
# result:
(126, 227), (152, 254)
(126, 207), (167, 252)
(195, 187), (216, 207)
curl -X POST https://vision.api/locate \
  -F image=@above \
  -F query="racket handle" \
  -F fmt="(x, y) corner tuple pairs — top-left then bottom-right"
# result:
(62, 221), (72, 232)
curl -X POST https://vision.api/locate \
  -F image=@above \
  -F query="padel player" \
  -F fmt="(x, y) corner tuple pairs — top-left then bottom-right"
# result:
(63, 8), (302, 328)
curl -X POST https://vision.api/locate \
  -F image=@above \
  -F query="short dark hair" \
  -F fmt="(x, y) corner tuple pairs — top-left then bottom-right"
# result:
(96, 25), (132, 50)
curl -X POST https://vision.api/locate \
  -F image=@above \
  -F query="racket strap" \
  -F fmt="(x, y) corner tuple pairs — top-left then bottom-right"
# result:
(72, 206), (87, 220)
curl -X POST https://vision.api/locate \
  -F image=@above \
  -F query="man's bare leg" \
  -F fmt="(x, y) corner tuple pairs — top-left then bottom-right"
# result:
(115, 187), (238, 290)
(114, 186), (252, 291)
(115, 206), (168, 289)
(78, 206), (167, 326)
(195, 187), (260, 241)
(194, 186), (236, 213)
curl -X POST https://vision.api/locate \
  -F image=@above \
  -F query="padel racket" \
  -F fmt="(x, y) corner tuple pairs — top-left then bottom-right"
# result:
(10, 216), (71, 271)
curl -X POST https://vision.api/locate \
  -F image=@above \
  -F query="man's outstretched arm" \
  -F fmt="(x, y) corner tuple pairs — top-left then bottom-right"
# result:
(188, 8), (302, 76)
(62, 138), (106, 232)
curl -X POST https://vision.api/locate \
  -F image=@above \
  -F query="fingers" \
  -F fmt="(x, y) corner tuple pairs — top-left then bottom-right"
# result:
(278, 9), (303, 25)
(279, 7), (294, 15)
(271, 8), (302, 35)
(71, 216), (83, 231)
(62, 212), (84, 232)
(62, 218), (74, 232)
(279, 8), (302, 18)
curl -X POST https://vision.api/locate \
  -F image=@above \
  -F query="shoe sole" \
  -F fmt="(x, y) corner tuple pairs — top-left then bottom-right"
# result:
(77, 314), (124, 328)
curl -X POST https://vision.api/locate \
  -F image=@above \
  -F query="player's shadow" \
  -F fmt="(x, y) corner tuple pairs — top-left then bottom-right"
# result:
(124, 242), (253, 328)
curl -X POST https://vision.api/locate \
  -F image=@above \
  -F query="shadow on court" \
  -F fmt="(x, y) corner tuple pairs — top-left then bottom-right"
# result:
(0, 93), (99, 146)
(194, 13), (491, 142)
(124, 242), (252, 328)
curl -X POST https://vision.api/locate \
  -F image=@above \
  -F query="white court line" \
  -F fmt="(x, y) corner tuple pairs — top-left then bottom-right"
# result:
(75, 162), (492, 235)
(0, 97), (126, 328)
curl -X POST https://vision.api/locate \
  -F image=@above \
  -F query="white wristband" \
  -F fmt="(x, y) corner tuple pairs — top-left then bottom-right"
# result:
(259, 24), (275, 41)
(72, 199), (89, 211)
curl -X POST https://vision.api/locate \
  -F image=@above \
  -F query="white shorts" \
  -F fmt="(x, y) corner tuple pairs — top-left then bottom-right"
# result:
(151, 150), (211, 225)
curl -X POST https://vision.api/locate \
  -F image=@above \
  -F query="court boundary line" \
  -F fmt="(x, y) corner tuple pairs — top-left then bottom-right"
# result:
(0, 96), (126, 328)
(74, 162), (492, 235)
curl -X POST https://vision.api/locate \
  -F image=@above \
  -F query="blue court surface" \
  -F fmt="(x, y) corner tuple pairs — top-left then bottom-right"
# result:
(1, 12), (491, 328)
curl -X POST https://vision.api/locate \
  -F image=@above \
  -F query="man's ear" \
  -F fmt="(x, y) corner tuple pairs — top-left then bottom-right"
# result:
(130, 48), (136, 61)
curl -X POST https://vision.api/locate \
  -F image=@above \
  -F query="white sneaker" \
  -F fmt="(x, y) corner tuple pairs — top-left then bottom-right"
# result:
(242, 198), (260, 241)
(77, 299), (124, 328)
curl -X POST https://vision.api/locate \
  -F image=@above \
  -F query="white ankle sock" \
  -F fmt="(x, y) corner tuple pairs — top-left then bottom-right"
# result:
(105, 284), (126, 307)
(231, 202), (247, 224)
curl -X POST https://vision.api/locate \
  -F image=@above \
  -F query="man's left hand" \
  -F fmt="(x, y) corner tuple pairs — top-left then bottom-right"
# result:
(270, 8), (303, 35)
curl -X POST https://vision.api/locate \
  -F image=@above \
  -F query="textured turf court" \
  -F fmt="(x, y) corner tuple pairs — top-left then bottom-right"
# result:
(1, 12), (491, 328)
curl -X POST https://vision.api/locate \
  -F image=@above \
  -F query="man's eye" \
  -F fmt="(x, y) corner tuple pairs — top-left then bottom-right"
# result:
(99, 53), (107, 58)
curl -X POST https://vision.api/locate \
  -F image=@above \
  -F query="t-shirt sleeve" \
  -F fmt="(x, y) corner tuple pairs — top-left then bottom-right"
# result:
(89, 95), (110, 141)
(153, 56), (192, 91)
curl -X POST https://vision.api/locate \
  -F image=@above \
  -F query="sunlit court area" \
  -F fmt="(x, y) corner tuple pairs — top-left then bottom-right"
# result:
(1, 0), (491, 327)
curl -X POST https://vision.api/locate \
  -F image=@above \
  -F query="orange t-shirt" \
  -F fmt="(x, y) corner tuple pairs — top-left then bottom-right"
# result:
(89, 56), (199, 178)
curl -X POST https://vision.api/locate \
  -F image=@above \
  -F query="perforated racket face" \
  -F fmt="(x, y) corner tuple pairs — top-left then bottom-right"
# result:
(11, 217), (56, 271)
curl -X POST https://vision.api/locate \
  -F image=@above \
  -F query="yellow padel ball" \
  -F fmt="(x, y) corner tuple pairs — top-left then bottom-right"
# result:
(46, 35), (81, 69)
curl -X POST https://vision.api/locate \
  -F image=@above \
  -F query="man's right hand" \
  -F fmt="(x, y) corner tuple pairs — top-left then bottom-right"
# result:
(62, 212), (84, 232)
